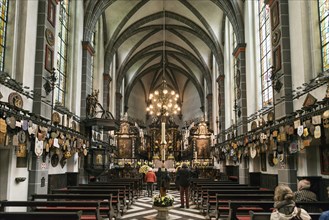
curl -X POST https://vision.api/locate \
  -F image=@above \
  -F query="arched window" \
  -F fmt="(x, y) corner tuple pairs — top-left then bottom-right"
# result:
(258, 0), (273, 107)
(319, 0), (329, 71)
(0, 0), (9, 71)
(55, 0), (70, 105)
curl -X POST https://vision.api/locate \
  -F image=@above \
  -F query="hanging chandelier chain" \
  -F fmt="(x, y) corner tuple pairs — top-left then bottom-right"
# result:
(145, 2), (181, 117)
(162, 2), (165, 81)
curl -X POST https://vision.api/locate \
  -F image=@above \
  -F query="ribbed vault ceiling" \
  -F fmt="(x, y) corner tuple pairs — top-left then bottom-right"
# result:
(88, 0), (244, 119)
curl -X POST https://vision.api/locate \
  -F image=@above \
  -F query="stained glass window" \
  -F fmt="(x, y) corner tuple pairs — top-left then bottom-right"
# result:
(319, 0), (329, 71)
(0, 0), (8, 71)
(259, 0), (273, 107)
(55, 0), (70, 105)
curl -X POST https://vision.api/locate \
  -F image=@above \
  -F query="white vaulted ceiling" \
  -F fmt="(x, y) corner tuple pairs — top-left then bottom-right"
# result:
(92, 0), (244, 121)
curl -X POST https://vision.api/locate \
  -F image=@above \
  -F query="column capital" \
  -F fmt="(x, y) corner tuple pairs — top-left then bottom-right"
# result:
(116, 92), (122, 98)
(82, 41), (95, 56)
(103, 73), (112, 82)
(233, 43), (247, 58)
(216, 75), (225, 82)
(264, 0), (275, 7)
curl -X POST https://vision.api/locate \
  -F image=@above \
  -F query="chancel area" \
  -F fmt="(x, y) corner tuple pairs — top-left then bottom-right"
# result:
(0, 0), (329, 220)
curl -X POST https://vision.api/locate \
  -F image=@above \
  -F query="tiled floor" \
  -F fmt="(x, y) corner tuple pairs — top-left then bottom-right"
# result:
(120, 190), (207, 220)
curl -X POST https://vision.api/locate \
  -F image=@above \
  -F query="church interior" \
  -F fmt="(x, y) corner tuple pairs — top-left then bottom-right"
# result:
(0, 0), (329, 219)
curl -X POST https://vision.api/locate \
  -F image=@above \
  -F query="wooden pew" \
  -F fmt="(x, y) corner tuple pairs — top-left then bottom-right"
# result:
(201, 189), (273, 214)
(249, 211), (322, 220)
(226, 201), (329, 220)
(30, 194), (116, 219)
(194, 185), (260, 208)
(227, 201), (273, 220)
(93, 178), (142, 198)
(52, 187), (128, 211)
(193, 182), (243, 195)
(0, 211), (82, 220)
(214, 194), (274, 219)
(74, 183), (134, 204)
(0, 201), (102, 220)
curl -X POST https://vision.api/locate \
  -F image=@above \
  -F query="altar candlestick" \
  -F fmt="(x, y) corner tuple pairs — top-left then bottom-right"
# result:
(161, 122), (167, 144)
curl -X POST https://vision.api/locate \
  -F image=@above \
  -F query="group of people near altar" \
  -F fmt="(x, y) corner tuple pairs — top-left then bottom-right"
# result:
(144, 162), (193, 208)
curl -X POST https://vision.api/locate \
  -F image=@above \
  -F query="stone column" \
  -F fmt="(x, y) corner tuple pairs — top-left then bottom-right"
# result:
(207, 93), (213, 130)
(216, 75), (226, 177)
(79, 41), (95, 184)
(32, 0), (55, 117)
(81, 41), (95, 120)
(103, 73), (112, 111)
(216, 75), (225, 142)
(116, 92), (122, 119)
(233, 44), (248, 185)
(239, 157), (250, 184)
(266, 0), (296, 190)
(28, 154), (49, 197)
(29, 0), (59, 197)
(233, 44), (247, 136)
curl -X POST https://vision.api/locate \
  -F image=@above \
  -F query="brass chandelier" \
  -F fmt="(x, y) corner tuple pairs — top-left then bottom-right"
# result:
(146, 80), (180, 116)
(146, 6), (180, 117)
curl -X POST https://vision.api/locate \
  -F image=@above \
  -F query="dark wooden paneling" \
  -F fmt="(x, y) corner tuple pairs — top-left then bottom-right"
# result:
(226, 165), (239, 177)
(48, 173), (78, 192)
(249, 172), (261, 186)
(320, 178), (329, 201)
(260, 173), (278, 190)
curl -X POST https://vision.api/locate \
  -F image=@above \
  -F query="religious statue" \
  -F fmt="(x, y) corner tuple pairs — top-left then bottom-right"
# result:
(86, 89), (99, 118)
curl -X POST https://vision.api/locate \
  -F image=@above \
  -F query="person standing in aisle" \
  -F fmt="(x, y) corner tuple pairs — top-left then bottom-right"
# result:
(176, 163), (191, 208)
(145, 167), (157, 197)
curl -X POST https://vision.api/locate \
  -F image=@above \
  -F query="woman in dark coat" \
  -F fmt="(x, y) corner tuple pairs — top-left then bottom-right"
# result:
(175, 167), (181, 190)
(158, 165), (170, 196)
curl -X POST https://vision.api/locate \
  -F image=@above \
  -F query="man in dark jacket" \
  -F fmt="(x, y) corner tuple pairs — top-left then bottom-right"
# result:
(176, 163), (191, 208)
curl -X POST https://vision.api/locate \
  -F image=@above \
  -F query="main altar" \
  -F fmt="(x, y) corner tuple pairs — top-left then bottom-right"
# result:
(112, 113), (215, 177)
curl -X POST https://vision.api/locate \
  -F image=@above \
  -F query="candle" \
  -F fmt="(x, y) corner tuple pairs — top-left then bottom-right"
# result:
(161, 122), (166, 144)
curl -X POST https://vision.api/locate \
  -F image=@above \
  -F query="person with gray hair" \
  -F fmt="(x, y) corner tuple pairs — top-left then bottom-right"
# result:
(294, 179), (317, 202)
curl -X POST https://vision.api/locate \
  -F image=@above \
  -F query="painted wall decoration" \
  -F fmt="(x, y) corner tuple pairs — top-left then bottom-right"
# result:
(196, 138), (210, 159)
(45, 44), (54, 72)
(118, 138), (132, 158)
(45, 28), (55, 46)
(270, 1), (280, 31)
(273, 45), (281, 73)
(47, 0), (56, 27)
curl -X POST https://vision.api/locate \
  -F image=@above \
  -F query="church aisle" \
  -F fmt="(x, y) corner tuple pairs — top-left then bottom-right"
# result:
(120, 190), (207, 220)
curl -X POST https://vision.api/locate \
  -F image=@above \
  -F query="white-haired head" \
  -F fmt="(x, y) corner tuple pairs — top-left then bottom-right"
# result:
(298, 179), (311, 191)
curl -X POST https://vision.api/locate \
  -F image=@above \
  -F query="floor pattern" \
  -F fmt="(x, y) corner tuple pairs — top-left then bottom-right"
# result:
(120, 190), (207, 220)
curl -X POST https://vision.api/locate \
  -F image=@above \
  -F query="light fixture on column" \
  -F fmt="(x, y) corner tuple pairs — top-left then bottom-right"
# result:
(146, 5), (180, 117)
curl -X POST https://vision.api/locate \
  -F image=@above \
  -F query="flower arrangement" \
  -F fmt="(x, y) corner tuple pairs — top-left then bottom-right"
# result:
(139, 165), (150, 174)
(153, 194), (174, 207)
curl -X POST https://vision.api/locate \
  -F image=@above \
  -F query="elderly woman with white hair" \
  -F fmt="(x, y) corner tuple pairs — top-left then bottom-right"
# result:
(294, 179), (317, 202)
